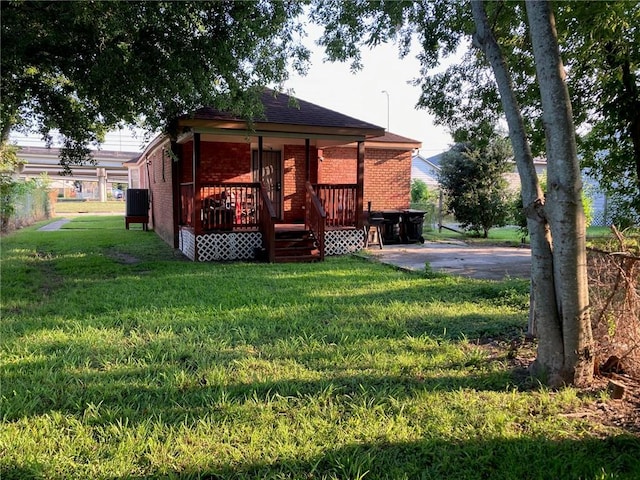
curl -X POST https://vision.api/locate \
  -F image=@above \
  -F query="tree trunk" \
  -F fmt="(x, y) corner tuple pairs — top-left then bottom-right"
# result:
(470, 0), (568, 386)
(525, 0), (593, 386)
(620, 60), (640, 192)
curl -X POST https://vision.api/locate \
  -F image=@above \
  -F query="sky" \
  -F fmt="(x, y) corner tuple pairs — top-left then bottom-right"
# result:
(11, 27), (454, 157)
(283, 28), (453, 156)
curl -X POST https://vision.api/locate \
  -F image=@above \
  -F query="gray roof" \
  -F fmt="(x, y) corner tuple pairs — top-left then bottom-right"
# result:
(187, 90), (385, 132)
(414, 153), (443, 168)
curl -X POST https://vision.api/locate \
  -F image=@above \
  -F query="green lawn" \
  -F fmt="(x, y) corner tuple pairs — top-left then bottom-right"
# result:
(54, 199), (126, 214)
(1, 217), (638, 479)
(424, 225), (625, 246)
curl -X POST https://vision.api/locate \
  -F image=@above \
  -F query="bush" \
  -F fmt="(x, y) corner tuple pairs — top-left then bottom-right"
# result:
(588, 228), (640, 378)
(438, 139), (512, 238)
(410, 180), (439, 230)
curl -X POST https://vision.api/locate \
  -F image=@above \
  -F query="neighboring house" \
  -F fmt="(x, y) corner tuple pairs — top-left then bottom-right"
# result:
(412, 152), (549, 193)
(515, 159), (611, 226)
(414, 149), (611, 226)
(128, 90), (420, 262)
(411, 153), (442, 189)
(583, 175), (610, 226)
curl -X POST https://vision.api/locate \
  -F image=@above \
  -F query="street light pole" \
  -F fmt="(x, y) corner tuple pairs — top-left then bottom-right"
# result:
(381, 90), (389, 131)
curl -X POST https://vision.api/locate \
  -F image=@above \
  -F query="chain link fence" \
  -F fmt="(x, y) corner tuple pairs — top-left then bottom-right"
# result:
(1, 185), (54, 232)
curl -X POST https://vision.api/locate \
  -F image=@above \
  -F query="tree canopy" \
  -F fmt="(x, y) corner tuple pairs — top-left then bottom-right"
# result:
(1, 0), (308, 171)
(312, 0), (639, 222)
(560, 2), (640, 225)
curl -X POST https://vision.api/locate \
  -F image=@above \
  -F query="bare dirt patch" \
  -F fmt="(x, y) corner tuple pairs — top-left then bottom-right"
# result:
(107, 250), (141, 265)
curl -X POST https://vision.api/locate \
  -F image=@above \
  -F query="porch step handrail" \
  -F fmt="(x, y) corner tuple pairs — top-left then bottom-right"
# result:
(305, 181), (326, 261)
(259, 182), (278, 262)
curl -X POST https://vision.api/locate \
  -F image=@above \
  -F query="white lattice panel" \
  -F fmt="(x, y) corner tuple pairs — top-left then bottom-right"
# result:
(196, 232), (262, 261)
(179, 228), (196, 260)
(324, 228), (366, 256)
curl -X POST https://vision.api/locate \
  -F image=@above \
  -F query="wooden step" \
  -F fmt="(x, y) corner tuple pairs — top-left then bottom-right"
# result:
(273, 228), (320, 262)
(275, 237), (315, 248)
(274, 254), (321, 263)
(276, 247), (320, 257)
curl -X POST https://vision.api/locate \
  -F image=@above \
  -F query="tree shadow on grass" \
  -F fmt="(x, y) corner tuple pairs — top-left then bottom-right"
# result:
(4, 434), (638, 479)
(203, 435), (640, 480)
(1, 355), (516, 423)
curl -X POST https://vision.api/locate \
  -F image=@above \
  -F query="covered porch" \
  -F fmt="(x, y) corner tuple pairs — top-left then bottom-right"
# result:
(176, 131), (370, 262)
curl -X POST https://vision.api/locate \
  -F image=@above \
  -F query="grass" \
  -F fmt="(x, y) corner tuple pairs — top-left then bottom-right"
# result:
(1, 216), (639, 479)
(424, 226), (525, 245)
(54, 199), (126, 214)
(424, 225), (621, 246)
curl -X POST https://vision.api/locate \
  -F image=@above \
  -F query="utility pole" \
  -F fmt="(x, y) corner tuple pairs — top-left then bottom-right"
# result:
(381, 90), (390, 131)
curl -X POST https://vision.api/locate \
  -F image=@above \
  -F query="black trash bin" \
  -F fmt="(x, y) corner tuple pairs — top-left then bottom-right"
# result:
(379, 210), (403, 244)
(401, 209), (426, 243)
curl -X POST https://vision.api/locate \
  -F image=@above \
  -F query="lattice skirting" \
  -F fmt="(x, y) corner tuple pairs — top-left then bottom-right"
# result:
(196, 231), (263, 261)
(180, 228), (362, 261)
(324, 228), (366, 256)
(179, 228), (196, 261)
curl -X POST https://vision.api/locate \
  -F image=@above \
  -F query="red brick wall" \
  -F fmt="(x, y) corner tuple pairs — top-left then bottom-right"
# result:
(318, 147), (357, 184)
(199, 141), (253, 183)
(282, 145), (314, 222)
(179, 140), (253, 183)
(146, 139), (175, 246)
(320, 146), (412, 211)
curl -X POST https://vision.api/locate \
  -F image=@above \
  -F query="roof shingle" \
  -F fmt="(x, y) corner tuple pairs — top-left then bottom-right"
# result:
(187, 90), (384, 131)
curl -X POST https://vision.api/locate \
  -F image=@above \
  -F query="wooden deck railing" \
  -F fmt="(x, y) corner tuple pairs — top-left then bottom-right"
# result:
(180, 181), (353, 263)
(259, 183), (277, 262)
(306, 182), (326, 261)
(199, 182), (260, 231)
(313, 183), (357, 227)
(179, 182), (194, 226)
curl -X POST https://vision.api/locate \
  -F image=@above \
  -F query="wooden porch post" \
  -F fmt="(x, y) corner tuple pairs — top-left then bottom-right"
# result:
(356, 140), (365, 228)
(305, 138), (310, 182)
(193, 133), (201, 245)
(258, 136), (263, 181)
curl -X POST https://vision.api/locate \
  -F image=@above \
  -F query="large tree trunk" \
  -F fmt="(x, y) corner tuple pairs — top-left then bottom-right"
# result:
(525, 0), (593, 386)
(471, 0), (593, 386)
(471, 0), (563, 382)
(620, 60), (640, 192)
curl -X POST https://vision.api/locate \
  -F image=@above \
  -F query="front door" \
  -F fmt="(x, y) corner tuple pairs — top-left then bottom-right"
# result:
(252, 150), (283, 220)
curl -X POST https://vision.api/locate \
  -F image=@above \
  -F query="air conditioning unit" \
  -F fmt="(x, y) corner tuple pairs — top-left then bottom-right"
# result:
(125, 189), (149, 230)
(126, 189), (149, 216)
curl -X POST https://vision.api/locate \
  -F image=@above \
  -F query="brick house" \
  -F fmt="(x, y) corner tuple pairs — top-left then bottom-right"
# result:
(127, 90), (420, 262)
